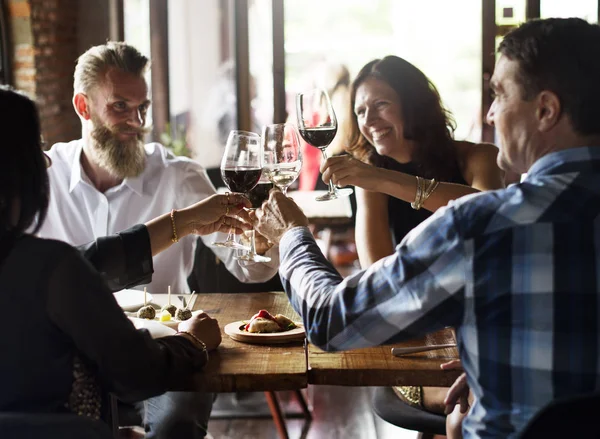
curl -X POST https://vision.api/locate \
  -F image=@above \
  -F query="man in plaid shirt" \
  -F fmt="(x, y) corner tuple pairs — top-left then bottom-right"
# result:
(256, 18), (600, 438)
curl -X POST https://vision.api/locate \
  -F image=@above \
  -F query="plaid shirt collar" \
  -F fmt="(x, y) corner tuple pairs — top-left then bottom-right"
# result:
(526, 146), (600, 179)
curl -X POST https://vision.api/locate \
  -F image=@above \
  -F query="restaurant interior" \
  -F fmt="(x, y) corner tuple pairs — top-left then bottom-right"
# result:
(1, 0), (599, 438)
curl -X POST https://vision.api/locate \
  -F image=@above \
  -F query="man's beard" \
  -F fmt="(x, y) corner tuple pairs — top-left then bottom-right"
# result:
(89, 114), (148, 179)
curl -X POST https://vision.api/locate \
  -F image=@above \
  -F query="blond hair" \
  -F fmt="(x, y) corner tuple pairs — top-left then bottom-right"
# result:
(73, 41), (149, 94)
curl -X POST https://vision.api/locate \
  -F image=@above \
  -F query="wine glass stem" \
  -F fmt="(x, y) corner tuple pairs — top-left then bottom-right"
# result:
(321, 149), (336, 195)
(226, 226), (235, 243)
(282, 186), (288, 196)
(249, 229), (257, 256)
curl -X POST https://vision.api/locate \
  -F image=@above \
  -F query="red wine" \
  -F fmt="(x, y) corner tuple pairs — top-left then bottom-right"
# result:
(298, 127), (337, 150)
(222, 168), (262, 193)
(247, 182), (274, 208)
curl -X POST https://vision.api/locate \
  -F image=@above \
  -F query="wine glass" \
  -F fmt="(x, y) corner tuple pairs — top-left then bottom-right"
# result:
(217, 131), (271, 263)
(212, 130), (261, 251)
(262, 123), (302, 196)
(234, 170), (273, 263)
(296, 88), (353, 201)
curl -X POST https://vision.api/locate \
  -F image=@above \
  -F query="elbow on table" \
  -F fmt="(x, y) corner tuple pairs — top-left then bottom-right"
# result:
(305, 332), (342, 353)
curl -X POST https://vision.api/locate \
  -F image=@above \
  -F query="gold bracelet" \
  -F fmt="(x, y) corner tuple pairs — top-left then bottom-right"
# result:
(411, 177), (439, 210)
(177, 330), (207, 351)
(411, 176), (425, 210)
(423, 178), (439, 202)
(170, 209), (179, 243)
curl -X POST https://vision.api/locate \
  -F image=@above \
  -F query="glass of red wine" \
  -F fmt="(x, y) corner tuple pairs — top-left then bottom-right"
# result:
(235, 169), (273, 263)
(212, 130), (261, 251)
(296, 88), (353, 201)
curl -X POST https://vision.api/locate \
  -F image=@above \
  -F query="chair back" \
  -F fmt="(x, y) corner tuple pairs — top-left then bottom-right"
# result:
(371, 386), (446, 435)
(0, 412), (113, 439)
(188, 238), (283, 293)
(519, 392), (600, 438)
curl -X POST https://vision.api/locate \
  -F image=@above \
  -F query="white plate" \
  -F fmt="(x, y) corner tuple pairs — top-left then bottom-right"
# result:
(114, 289), (154, 311)
(128, 317), (177, 339)
(125, 309), (205, 331)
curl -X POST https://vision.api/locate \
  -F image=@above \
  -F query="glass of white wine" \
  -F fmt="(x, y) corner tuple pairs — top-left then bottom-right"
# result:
(262, 123), (303, 196)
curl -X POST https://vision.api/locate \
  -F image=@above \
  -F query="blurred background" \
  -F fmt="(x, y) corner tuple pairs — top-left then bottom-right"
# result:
(2, 0), (597, 168)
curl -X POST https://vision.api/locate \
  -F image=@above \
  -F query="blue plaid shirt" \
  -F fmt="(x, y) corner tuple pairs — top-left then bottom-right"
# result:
(279, 146), (600, 438)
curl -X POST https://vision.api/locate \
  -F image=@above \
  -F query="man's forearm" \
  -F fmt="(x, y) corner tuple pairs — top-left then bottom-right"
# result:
(278, 215), (466, 352)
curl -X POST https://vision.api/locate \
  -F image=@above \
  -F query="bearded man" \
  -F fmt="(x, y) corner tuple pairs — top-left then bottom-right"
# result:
(38, 42), (278, 294)
(37, 42), (278, 439)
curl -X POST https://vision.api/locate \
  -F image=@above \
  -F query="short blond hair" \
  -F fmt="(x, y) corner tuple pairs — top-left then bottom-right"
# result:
(73, 41), (149, 94)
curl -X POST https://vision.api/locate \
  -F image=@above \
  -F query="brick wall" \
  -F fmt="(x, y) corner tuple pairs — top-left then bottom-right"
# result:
(7, 0), (35, 95)
(7, 0), (80, 147)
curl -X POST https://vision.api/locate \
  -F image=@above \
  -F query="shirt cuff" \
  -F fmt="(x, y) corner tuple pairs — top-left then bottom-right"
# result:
(279, 226), (313, 258)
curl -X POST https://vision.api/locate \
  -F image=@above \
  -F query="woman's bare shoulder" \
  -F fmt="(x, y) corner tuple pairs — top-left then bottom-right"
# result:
(455, 141), (498, 161)
(454, 141), (503, 189)
(454, 141), (497, 170)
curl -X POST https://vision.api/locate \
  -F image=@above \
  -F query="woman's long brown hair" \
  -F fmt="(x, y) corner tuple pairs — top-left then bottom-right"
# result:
(346, 56), (460, 180)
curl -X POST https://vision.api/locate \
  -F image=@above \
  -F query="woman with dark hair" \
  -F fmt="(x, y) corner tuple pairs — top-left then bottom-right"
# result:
(0, 86), (251, 437)
(323, 56), (506, 264)
(321, 56), (505, 437)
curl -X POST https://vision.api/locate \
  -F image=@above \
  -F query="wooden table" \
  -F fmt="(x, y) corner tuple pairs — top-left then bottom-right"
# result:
(189, 292), (460, 391)
(190, 292), (307, 392)
(307, 329), (461, 387)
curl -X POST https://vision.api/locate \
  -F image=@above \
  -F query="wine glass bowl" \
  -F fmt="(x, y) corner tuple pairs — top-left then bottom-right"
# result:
(262, 123), (303, 196)
(222, 168), (262, 194)
(296, 89), (352, 201)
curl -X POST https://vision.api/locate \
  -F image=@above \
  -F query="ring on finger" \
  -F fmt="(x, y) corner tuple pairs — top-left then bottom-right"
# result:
(225, 192), (230, 203)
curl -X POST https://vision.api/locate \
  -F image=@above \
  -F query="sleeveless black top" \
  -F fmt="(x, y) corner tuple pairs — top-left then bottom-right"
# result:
(378, 156), (468, 245)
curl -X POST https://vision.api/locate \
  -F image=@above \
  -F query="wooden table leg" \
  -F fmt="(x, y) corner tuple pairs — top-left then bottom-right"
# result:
(293, 390), (313, 421)
(264, 391), (289, 439)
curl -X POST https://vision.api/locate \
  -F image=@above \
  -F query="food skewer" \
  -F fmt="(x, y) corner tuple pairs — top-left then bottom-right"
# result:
(161, 285), (177, 317)
(175, 290), (195, 321)
(186, 291), (196, 310)
(137, 287), (156, 319)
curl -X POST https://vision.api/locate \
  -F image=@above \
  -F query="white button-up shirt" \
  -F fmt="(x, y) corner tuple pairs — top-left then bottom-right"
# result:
(37, 140), (279, 293)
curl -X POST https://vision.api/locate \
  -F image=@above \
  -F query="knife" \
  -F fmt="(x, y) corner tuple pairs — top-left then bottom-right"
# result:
(391, 344), (457, 357)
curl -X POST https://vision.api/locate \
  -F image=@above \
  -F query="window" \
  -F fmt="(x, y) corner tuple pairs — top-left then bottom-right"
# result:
(284, 0), (483, 141)
(0, 0), (10, 85)
(541, 0), (597, 22)
(124, 0), (152, 126)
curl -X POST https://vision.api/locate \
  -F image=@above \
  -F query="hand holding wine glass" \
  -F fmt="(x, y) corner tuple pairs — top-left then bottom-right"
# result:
(262, 123), (302, 196)
(217, 130), (271, 263)
(236, 145), (276, 262)
(212, 130), (261, 251)
(296, 88), (353, 201)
